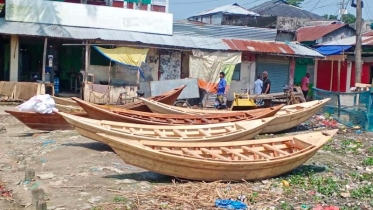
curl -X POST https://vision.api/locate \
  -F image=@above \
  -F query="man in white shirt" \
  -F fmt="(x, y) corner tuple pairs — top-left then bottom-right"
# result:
(254, 75), (263, 95)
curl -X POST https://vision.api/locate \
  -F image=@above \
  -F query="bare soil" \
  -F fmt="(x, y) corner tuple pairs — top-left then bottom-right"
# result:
(0, 109), (372, 210)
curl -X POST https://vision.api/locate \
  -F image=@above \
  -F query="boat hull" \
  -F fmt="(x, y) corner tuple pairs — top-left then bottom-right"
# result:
(58, 112), (275, 143)
(99, 130), (338, 181)
(260, 99), (330, 134)
(5, 110), (88, 131)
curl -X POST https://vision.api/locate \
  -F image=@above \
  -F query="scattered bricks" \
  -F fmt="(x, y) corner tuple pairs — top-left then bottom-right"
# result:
(25, 169), (35, 182)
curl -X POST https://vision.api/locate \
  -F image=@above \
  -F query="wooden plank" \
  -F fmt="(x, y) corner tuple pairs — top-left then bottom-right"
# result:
(218, 118), (229, 122)
(200, 148), (229, 160)
(220, 147), (251, 160)
(181, 148), (204, 158)
(153, 129), (167, 137)
(262, 144), (289, 156)
(184, 119), (194, 124)
(241, 146), (271, 160)
(198, 129), (212, 137)
(128, 127), (139, 134)
(172, 129), (188, 138)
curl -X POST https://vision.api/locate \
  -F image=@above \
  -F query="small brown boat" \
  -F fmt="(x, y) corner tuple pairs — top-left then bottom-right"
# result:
(72, 97), (284, 125)
(106, 85), (186, 112)
(58, 112), (275, 143)
(97, 129), (338, 181)
(5, 110), (88, 131)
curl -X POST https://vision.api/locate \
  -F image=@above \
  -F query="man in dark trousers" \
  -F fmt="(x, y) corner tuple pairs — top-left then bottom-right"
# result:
(214, 72), (227, 109)
(261, 71), (272, 107)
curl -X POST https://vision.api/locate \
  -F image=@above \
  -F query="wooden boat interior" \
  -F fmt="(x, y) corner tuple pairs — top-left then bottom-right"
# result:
(98, 129), (337, 162)
(59, 112), (273, 140)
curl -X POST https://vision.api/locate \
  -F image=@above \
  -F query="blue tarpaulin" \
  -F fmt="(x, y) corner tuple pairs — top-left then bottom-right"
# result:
(316, 45), (352, 56)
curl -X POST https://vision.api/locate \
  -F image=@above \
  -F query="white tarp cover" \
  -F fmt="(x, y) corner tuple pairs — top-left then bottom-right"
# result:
(189, 50), (241, 93)
(17, 94), (58, 114)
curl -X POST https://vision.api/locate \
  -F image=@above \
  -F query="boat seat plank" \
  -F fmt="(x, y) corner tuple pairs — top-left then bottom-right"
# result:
(128, 128), (139, 134)
(181, 148), (205, 158)
(262, 144), (289, 156)
(220, 147), (250, 160)
(184, 119), (194, 124)
(198, 129), (212, 137)
(172, 129), (188, 138)
(201, 118), (212, 124)
(241, 146), (271, 160)
(200, 148), (229, 160)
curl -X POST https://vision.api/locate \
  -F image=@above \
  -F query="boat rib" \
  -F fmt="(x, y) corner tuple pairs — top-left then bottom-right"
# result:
(71, 97), (283, 125)
(96, 129), (338, 181)
(57, 112), (275, 143)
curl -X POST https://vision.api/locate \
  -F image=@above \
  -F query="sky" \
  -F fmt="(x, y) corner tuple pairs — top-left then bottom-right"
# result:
(169, 0), (373, 21)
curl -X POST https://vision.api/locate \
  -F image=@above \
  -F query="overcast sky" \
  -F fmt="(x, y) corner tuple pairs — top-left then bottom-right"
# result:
(169, 0), (373, 21)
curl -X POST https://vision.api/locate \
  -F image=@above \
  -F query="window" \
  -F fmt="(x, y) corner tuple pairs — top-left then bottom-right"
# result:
(232, 63), (241, 81)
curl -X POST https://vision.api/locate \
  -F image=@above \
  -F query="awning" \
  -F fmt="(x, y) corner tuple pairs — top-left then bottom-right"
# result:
(93, 46), (149, 80)
(315, 45), (352, 56)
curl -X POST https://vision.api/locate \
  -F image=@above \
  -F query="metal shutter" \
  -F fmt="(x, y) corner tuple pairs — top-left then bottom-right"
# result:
(256, 58), (289, 93)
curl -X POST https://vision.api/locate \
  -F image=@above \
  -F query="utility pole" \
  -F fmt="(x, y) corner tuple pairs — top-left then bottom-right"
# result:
(339, 0), (345, 22)
(355, 0), (362, 84)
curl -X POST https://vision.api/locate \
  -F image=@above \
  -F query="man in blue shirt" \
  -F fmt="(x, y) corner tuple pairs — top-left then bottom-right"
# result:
(214, 72), (227, 109)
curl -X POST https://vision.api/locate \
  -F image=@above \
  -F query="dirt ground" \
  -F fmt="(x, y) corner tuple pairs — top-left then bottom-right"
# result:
(0, 107), (372, 210)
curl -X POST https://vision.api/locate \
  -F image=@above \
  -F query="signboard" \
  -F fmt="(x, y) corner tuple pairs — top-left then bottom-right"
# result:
(6, 0), (173, 35)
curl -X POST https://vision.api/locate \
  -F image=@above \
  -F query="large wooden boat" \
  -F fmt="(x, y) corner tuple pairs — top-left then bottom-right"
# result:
(58, 112), (275, 143)
(140, 97), (331, 133)
(97, 129), (338, 181)
(5, 110), (88, 131)
(71, 97), (283, 125)
(260, 98), (330, 134)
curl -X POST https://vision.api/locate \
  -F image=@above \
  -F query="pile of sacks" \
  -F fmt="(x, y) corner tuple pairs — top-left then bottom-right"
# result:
(17, 94), (58, 114)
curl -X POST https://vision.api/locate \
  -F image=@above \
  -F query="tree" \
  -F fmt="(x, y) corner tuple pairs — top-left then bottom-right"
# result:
(286, 0), (304, 7)
(341, 13), (357, 24)
(323, 14), (338, 20)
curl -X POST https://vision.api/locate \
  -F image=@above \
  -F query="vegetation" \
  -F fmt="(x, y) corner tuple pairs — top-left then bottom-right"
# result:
(323, 13), (358, 24)
(286, 0), (305, 7)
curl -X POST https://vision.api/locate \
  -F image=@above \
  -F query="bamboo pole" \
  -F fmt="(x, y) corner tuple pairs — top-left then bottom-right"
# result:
(330, 61), (334, 91)
(42, 38), (48, 82)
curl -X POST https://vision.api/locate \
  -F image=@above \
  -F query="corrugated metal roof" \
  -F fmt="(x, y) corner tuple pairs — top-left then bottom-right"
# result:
(0, 19), (229, 50)
(222, 39), (324, 57)
(250, 0), (324, 20)
(296, 24), (349, 42)
(319, 36), (373, 46)
(190, 3), (259, 17)
(0, 18), (323, 57)
(173, 22), (277, 41)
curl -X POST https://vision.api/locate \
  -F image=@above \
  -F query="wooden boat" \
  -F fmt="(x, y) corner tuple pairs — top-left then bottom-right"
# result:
(52, 96), (78, 107)
(5, 110), (88, 131)
(97, 129), (338, 181)
(104, 84), (186, 112)
(140, 97), (331, 133)
(71, 97), (283, 125)
(58, 112), (275, 143)
(55, 104), (85, 113)
(260, 98), (330, 134)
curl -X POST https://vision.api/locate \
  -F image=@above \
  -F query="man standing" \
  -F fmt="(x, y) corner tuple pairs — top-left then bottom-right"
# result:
(301, 73), (310, 100)
(262, 71), (271, 94)
(214, 72), (227, 109)
(254, 75), (263, 95)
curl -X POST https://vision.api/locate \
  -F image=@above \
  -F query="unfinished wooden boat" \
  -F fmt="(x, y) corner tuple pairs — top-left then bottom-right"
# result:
(58, 112), (275, 143)
(141, 97), (331, 133)
(260, 98), (330, 134)
(5, 110), (88, 131)
(106, 84), (186, 112)
(52, 96), (78, 107)
(97, 129), (338, 181)
(72, 97), (283, 125)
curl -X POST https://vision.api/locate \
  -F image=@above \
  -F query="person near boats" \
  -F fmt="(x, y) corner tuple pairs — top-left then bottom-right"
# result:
(214, 72), (227, 109)
(262, 71), (271, 94)
(254, 75), (263, 106)
(301, 73), (310, 100)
